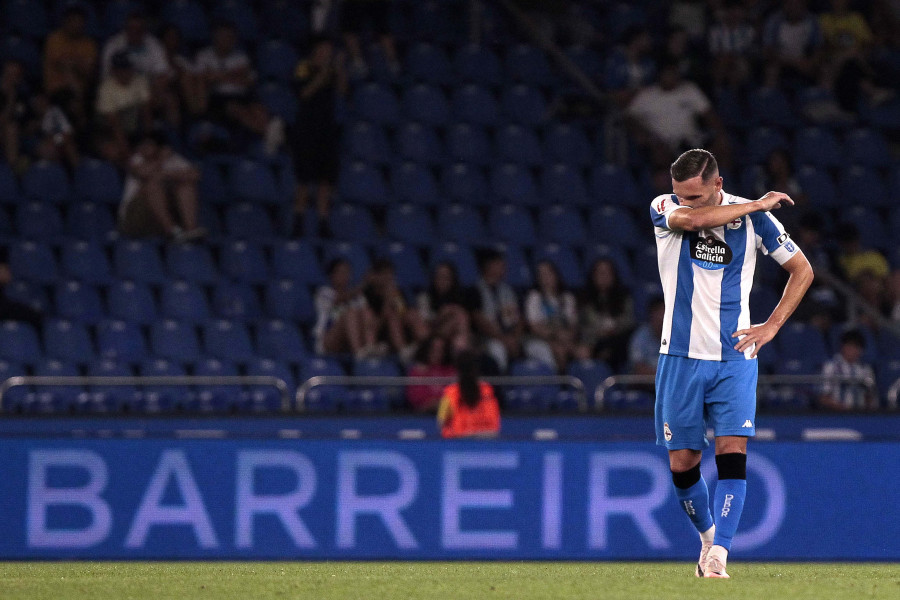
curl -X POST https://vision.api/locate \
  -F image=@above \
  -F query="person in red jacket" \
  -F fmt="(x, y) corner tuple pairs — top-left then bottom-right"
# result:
(438, 350), (500, 439)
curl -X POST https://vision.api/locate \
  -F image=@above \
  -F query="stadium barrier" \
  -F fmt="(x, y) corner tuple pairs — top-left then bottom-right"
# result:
(0, 438), (896, 560)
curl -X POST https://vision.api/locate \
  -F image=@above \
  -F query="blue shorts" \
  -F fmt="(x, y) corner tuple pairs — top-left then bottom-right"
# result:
(654, 354), (758, 450)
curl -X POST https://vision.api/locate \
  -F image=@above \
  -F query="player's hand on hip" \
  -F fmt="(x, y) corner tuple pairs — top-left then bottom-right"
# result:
(756, 191), (794, 211)
(732, 322), (779, 358)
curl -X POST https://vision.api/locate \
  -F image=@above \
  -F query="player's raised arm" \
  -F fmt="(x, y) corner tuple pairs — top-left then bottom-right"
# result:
(668, 191), (793, 232)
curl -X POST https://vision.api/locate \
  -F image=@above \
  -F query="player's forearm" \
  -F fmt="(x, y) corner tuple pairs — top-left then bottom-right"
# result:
(671, 202), (762, 231)
(767, 255), (814, 329)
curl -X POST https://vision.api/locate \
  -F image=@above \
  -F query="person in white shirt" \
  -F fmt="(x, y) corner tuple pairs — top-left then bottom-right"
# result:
(819, 329), (878, 411)
(95, 51), (151, 166)
(195, 21), (255, 120)
(525, 260), (578, 372)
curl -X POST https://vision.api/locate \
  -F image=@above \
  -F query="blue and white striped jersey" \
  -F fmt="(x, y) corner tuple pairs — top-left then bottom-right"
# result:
(650, 191), (801, 361)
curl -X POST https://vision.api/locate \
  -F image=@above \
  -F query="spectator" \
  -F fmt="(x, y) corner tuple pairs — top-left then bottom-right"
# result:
(118, 131), (204, 242)
(603, 26), (656, 108)
(195, 21), (255, 121)
(709, 0), (758, 92)
(762, 0), (824, 90)
(836, 223), (890, 283)
(472, 249), (529, 372)
(160, 25), (205, 116)
(43, 4), (97, 127)
(819, 329), (878, 411)
(313, 258), (379, 358)
(94, 50), (151, 166)
(663, 26), (704, 84)
(416, 262), (475, 343)
(290, 37), (346, 238)
(101, 10), (169, 78)
(578, 258), (635, 371)
(362, 259), (429, 361)
(0, 252), (43, 332)
(341, 0), (400, 78)
(31, 90), (80, 170)
(0, 59), (30, 169)
(406, 335), (456, 413)
(438, 350), (501, 439)
(628, 297), (665, 375)
(524, 260), (578, 372)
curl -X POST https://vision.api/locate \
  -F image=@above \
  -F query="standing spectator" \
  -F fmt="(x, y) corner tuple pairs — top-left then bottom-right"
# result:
(195, 22), (255, 121)
(578, 258), (635, 371)
(819, 329), (878, 411)
(290, 37), (346, 238)
(416, 262), (474, 343)
(362, 259), (429, 361)
(43, 4), (97, 127)
(118, 131), (204, 241)
(95, 51), (151, 166)
(406, 336), (456, 413)
(524, 260), (579, 372)
(628, 297), (665, 375)
(709, 1), (758, 92)
(341, 0), (400, 78)
(438, 350), (501, 439)
(313, 258), (378, 358)
(761, 0), (823, 90)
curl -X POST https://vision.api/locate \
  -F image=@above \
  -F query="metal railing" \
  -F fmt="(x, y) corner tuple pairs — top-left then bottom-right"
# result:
(0, 376), (291, 412)
(295, 375), (587, 412)
(594, 374), (882, 410)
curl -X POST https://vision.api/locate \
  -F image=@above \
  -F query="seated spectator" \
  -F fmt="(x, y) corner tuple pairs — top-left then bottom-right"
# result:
(438, 350), (501, 439)
(95, 51), (151, 166)
(118, 131), (204, 242)
(578, 258), (635, 371)
(762, 0), (824, 90)
(363, 259), (429, 361)
(836, 223), (890, 283)
(0, 251), (42, 331)
(416, 262), (475, 343)
(313, 258), (378, 358)
(160, 25), (205, 117)
(32, 90), (80, 170)
(0, 59), (30, 169)
(628, 297), (665, 375)
(195, 22), (255, 121)
(819, 329), (878, 411)
(43, 4), (97, 127)
(524, 260), (578, 372)
(407, 336), (456, 413)
(290, 37), (346, 238)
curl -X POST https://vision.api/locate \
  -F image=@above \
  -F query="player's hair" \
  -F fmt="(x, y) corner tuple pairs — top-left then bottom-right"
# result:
(670, 149), (719, 183)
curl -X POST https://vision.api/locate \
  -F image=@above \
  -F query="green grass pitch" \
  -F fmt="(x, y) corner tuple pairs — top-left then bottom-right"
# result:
(1, 562), (898, 599)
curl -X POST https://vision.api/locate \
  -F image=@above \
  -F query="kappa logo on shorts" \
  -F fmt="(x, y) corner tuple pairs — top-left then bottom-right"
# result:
(663, 422), (673, 441)
(742, 420), (753, 428)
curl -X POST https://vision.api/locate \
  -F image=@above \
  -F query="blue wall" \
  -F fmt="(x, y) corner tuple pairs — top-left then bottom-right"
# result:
(0, 439), (896, 560)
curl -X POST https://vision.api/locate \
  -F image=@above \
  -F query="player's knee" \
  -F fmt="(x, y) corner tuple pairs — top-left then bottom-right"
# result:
(715, 452), (747, 480)
(671, 463), (701, 489)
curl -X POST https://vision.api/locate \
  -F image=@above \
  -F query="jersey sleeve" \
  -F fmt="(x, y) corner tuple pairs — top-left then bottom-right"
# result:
(649, 194), (688, 231)
(750, 211), (801, 265)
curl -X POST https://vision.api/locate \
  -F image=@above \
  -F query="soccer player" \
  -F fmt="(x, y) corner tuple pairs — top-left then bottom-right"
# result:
(650, 149), (814, 578)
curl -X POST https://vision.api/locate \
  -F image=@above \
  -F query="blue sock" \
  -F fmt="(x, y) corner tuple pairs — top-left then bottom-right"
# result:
(712, 453), (748, 551)
(672, 466), (714, 534)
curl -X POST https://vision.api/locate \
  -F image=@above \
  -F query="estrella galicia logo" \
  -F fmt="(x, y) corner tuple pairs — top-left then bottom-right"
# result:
(690, 234), (732, 270)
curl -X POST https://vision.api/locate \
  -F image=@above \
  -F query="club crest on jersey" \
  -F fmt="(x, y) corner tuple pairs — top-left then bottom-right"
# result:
(690, 235), (732, 270)
(663, 422), (673, 442)
(727, 217), (743, 230)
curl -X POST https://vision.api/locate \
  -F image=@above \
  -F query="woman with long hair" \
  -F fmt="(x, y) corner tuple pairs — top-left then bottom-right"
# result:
(437, 350), (500, 439)
(578, 258), (635, 370)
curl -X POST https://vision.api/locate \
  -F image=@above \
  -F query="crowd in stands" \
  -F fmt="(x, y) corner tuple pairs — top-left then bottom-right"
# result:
(0, 0), (899, 414)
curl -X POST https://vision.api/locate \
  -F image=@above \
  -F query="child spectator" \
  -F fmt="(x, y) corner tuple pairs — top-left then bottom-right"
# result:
(313, 258), (378, 358)
(524, 260), (578, 372)
(438, 350), (501, 439)
(407, 336), (456, 413)
(819, 329), (878, 411)
(578, 258), (635, 371)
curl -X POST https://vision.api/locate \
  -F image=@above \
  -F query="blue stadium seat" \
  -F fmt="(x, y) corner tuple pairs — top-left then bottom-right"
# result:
(0, 358), (27, 412)
(437, 204), (487, 244)
(446, 123), (492, 165)
(442, 163), (488, 206)
(0, 161), (21, 204)
(795, 166), (837, 209)
(15, 202), (63, 240)
(330, 203), (380, 243)
(160, 280), (210, 322)
(160, 0), (210, 44)
(430, 242), (479, 287)
(0, 205), (10, 241)
(229, 160), (280, 205)
(877, 357), (900, 406)
(390, 161), (440, 206)
(0, 320), (41, 364)
(544, 123), (592, 168)
(586, 246), (635, 296)
(568, 359), (613, 410)
(263, 279), (315, 323)
(380, 242), (428, 290)
(165, 243), (217, 284)
(488, 204), (537, 246)
(138, 358), (186, 413)
(348, 357), (402, 413)
(203, 319), (254, 363)
(86, 359), (137, 412)
(73, 158), (122, 204)
(744, 127), (789, 165)
(299, 356), (346, 413)
(777, 322), (828, 371)
(101, 0), (140, 38)
(190, 357), (241, 413)
(256, 319), (307, 362)
(490, 163), (539, 206)
(96, 319), (147, 364)
(534, 244), (584, 289)
(338, 161), (389, 205)
(502, 84), (548, 126)
(54, 281), (104, 325)
(750, 286), (780, 324)
(224, 202), (275, 240)
(793, 127), (842, 168)
(347, 122), (392, 165)
(107, 280), (157, 325)
(260, 0), (309, 44)
(66, 202), (116, 240)
(150, 319), (201, 363)
(321, 241), (371, 284)
(495, 124), (543, 166)
(113, 239), (166, 284)
(589, 205), (642, 250)
(386, 203), (436, 246)
(565, 45), (603, 78)
(220, 240), (269, 284)
(198, 159), (230, 205)
(506, 358), (556, 412)
(352, 82), (401, 125)
(845, 128), (891, 168)
(541, 163), (589, 206)
(407, 42), (453, 85)
(454, 44), (502, 86)
(396, 122), (444, 165)
(271, 239), (324, 285)
(504, 44), (553, 86)
(212, 281), (261, 321)
(21, 160), (70, 204)
(44, 319), (94, 365)
(243, 357), (296, 413)
(748, 87), (795, 128)
(4, 0), (49, 38)
(3, 279), (49, 313)
(28, 358), (81, 414)
(403, 84), (451, 126)
(839, 166), (888, 208)
(843, 206), (888, 250)
(256, 39), (298, 83)
(60, 240), (112, 285)
(9, 240), (58, 284)
(258, 82), (297, 125)
(491, 242), (532, 289)
(0, 34), (41, 73)
(589, 163), (639, 206)
(539, 205), (587, 245)
(452, 85), (500, 126)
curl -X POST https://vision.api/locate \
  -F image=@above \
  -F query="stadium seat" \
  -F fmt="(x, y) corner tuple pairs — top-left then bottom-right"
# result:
(5, 0), (49, 38)
(73, 158), (122, 204)
(348, 357), (402, 413)
(212, 281), (261, 321)
(429, 242), (479, 287)
(54, 281), (104, 325)
(380, 242), (428, 290)
(352, 82), (401, 125)
(213, 0), (259, 42)
(21, 160), (70, 204)
(502, 84), (548, 126)
(0, 359), (27, 412)
(220, 240), (269, 284)
(263, 279), (315, 323)
(795, 166), (837, 209)
(9, 240), (58, 285)
(160, 280), (210, 322)
(544, 124), (593, 168)
(506, 358), (556, 412)
(138, 358), (186, 413)
(347, 121), (392, 165)
(299, 356), (346, 413)
(28, 358), (81, 414)
(437, 204), (487, 244)
(839, 166), (888, 208)
(0, 33), (41, 74)
(390, 161), (440, 206)
(101, 0), (141, 38)
(113, 239), (166, 284)
(495, 124), (543, 166)
(843, 206), (888, 250)
(748, 87), (795, 128)
(589, 163), (639, 207)
(243, 357), (296, 413)
(454, 44), (503, 86)
(15, 202), (63, 240)
(0, 320), (42, 364)
(224, 202), (275, 240)
(203, 319), (254, 363)
(446, 123), (492, 166)
(442, 163), (488, 206)
(258, 81), (297, 125)
(256, 39), (298, 83)
(396, 122), (444, 165)
(150, 319), (201, 363)
(490, 163), (540, 206)
(271, 239), (324, 284)
(86, 359), (138, 412)
(538, 205), (588, 245)
(160, 0), (210, 44)
(777, 322), (828, 371)
(165, 243), (218, 284)
(190, 357), (241, 413)
(229, 160), (280, 205)
(96, 319), (148, 364)
(3, 280), (49, 313)
(452, 84), (500, 126)
(793, 127), (842, 168)
(60, 240), (112, 285)
(322, 241), (371, 284)
(386, 203), (436, 246)
(0, 161), (21, 204)
(338, 161), (389, 205)
(403, 84), (451, 126)
(66, 202), (116, 240)
(589, 205), (642, 250)
(107, 280), (157, 325)
(255, 319), (307, 362)
(541, 163), (589, 206)
(43, 319), (94, 365)
(329, 203), (380, 243)
(504, 44), (553, 86)
(568, 359), (613, 410)
(488, 204), (537, 246)
(407, 42), (453, 86)
(744, 127), (789, 165)
(534, 244), (584, 289)
(198, 159), (230, 205)
(260, 0), (309, 44)
(845, 128), (891, 168)
(491, 242), (533, 289)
